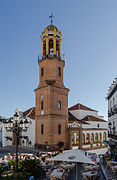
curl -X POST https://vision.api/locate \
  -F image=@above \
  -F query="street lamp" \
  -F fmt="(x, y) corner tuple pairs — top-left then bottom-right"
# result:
(4, 111), (29, 172)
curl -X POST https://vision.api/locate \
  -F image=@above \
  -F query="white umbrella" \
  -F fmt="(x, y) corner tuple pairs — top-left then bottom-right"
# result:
(48, 149), (96, 164)
(48, 149), (97, 180)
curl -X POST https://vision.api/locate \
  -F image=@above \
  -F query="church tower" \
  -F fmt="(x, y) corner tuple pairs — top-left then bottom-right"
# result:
(35, 19), (69, 150)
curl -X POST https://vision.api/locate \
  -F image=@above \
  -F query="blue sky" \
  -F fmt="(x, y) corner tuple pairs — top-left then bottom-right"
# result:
(0, 0), (117, 119)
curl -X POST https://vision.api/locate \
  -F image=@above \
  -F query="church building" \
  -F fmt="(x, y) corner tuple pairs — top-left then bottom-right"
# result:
(34, 20), (108, 151)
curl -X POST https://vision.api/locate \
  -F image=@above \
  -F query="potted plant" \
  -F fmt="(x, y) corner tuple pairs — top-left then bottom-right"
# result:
(58, 142), (64, 151)
(45, 141), (49, 150)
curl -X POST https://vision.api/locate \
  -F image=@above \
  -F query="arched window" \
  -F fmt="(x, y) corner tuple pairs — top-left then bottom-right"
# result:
(49, 39), (54, 55)
(76, 133), (79, 144)
(41, 101), (44, 110)
(91, 133), (94, 142)
(41, 124), (44, 134)
(58, 124), (61, 134)
(58, 67), (61, 76)
(103, 132), (106, 141)
(82, 133), (85, 144)
(95, 133), (98, 142)
(41, 68), (44, 76)
(86, 133), (90, 143)
(43, 40), (46, 57)
(58, 101), (61, 110)
(100, 133), (102, 142)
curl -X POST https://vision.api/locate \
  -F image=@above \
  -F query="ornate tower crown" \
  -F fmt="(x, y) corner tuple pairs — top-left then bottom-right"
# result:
(41, 24), (62, 59)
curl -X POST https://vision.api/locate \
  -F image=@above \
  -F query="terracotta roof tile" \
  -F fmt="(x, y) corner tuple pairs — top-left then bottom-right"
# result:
(23, 107), (35, 120)
(68, 112), (90, 125)
(82, 115), (107, 122)
(68, 103), (97, 112)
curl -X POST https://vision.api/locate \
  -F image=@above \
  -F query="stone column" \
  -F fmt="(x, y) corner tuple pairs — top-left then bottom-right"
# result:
(42, 39), (43, 57)
(46, 35), (48, 56)
(54, 34), (56, 56)
(59, 38), (61, 57)
(69, 132), (72, 150)
(79, 128), (82, 149)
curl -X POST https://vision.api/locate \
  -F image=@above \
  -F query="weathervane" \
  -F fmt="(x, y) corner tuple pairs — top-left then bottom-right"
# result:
(49, 13), (54, 25)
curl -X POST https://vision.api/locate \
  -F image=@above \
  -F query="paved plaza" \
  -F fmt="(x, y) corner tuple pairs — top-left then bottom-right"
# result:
(0, 145), (38, 158)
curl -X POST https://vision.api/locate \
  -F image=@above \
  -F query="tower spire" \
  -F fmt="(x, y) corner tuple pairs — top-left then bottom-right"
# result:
(49, 13), (54, 25)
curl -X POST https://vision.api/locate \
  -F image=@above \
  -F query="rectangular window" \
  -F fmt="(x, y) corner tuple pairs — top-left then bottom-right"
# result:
(58, 125), (61, 134)
(41, 68), (44, 76)
(58, 67), (61, 76)
(58, 101), (61, 110)
(41, 101), (44, 110)
(41, 124), (44, 134)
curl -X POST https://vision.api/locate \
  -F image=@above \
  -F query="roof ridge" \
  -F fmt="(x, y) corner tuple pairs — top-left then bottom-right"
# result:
(26, 107), (34, 118)
(69, 103), (97, 112)
(87, 115), (104, 120)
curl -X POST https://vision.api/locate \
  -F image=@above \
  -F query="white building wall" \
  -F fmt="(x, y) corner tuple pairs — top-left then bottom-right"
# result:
(108, 91), (117, 113)
(2, 124), (12, 147)
(108, 86), (117, 134)
(82, 121), (108, 129)
(22, 117), (35, 146)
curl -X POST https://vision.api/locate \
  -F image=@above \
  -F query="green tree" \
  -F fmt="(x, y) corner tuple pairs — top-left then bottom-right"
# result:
(0, 164), (6, 178)
(19, 159), (43, 179)
(8, 160), (16, 171)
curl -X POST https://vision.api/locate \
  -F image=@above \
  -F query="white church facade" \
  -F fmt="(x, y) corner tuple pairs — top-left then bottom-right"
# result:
(68, 103), (108, 151)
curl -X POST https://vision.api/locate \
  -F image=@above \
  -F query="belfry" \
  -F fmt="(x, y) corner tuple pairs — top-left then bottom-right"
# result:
(35, 19), (69, 150)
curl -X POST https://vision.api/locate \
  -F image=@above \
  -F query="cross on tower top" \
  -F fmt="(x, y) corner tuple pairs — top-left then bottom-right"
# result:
(49, 13), (54, 25)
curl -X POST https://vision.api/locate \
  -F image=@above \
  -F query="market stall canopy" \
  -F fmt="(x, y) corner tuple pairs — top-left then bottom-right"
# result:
(48, 149), (97, 164)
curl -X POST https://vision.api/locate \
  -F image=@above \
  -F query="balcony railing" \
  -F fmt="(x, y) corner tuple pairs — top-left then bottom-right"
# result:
(38, 53), (65, 62)
(108, 104), (117, 117)
(108, 130), (117, 135)
(108, 133), (117, 140)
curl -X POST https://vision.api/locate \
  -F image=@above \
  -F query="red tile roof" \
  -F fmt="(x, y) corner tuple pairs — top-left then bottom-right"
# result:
(82, 115), (107, 122)
(23, 107), (35, 120)
(68, 103), (97, 112)
(68, 112), (90, 125)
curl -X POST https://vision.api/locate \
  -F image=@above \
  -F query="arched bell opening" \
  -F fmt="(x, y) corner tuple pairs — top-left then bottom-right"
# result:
(43, 40), (46, 57)
(49, 39), (54, 56)
(56, 39), (60, 57)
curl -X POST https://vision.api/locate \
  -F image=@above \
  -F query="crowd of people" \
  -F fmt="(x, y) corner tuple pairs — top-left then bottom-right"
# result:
(0, 151), (75, 179)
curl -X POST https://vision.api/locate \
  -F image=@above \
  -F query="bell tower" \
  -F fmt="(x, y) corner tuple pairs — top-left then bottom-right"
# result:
(35, 20), (69, 150)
